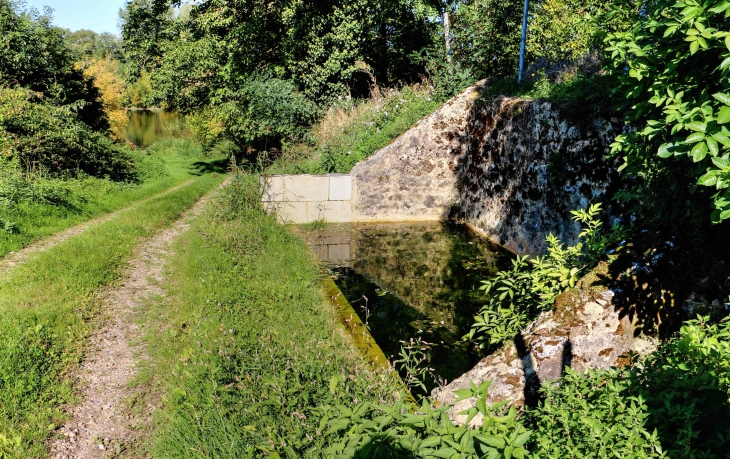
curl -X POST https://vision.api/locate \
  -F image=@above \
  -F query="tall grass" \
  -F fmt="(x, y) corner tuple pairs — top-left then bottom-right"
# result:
(140, 173), (402, 458)
(0, 175), (221, 458)
(267, 83), (442, 174)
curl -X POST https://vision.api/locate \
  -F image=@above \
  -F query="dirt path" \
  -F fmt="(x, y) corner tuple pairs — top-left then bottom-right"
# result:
(48, 183), (221, 459)
(0, 179), (195, 278)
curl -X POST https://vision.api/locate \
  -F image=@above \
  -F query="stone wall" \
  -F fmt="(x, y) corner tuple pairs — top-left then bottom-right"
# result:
(349, 82), (623, 256)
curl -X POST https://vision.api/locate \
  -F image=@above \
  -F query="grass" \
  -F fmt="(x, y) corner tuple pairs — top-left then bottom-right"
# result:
(0, 173), (222, 458)
(480, 73), (619, 124)
(0, 138), (226, 257)
(137, 173), (402, 458)
(266, 83), (442, 175)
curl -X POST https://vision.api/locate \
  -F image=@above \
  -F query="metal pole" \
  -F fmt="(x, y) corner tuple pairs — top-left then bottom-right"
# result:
(518, 0), (529, 83)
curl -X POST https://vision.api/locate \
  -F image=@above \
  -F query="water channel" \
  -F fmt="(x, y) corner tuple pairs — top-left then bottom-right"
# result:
(302, 221), (513, 391)
(126, 110), (182, 148)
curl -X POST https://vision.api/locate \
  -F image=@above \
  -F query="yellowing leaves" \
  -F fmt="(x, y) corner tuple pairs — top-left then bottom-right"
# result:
(81, 58), (128, 140)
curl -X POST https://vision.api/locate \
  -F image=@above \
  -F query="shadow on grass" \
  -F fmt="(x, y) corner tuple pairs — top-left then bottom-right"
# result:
(191, 158), (230, 175)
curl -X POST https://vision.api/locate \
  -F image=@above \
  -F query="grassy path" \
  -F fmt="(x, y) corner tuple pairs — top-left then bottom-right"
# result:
(49, 179), (225, 459)
(0, 179), (195, 277)
(132, 173), (402, 458)
(0, 174), (223, 459)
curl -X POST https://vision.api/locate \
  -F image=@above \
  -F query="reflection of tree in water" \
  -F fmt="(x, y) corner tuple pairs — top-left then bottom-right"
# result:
(126, 110), (181, 148)
(328, 222), (512, 392)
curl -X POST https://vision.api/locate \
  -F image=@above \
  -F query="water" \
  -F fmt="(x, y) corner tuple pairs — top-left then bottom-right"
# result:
(126, 110), (182, 148)
(302, 221), (513, 391)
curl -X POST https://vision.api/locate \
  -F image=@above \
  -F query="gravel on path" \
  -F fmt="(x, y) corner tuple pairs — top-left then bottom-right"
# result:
(0, 179), (195, 278)
(48, 182), (221, 459)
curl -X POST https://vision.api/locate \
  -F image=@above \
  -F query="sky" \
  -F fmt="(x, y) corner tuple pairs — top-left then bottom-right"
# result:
(24, 0), (126, 35)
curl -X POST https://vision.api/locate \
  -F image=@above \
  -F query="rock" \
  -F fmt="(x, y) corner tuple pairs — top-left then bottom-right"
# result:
(432, 280), (655, 425)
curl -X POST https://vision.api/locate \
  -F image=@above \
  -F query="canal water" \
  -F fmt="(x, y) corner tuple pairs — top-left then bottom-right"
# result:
(302, 221), (513, 392)
(126, 110), (182, 148)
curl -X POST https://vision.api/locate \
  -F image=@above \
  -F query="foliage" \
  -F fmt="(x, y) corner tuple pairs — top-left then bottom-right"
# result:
(0, 0), (107, 130)
(449, 0), (523, 81)
(0, 86), (135, 180)
(323, 381), (532, 459)
(605, 0), (730, 222)
(393, 337), (435, 395)
(630, 315), (730, 457)
(468, 204), (609, 349)
(80, 58), (128, 139)
(63, 28), (124, 61)
(531, 367), (665, 458)
(267, 84), (441, 174)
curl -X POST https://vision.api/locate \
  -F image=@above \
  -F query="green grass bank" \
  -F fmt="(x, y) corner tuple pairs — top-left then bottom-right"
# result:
(0, 138), (226, 257)
(138, 173), (402, 458)
(0, 173), (221, 458)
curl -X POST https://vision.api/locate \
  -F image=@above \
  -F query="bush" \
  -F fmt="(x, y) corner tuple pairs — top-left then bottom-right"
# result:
(323, 381), (531, 459)
(468, 204), (611, 350)
(0, 86), (135, 181)
(631, 315), (730, 457)
(267, 83), (441, 174)
(531, 367), (664, 458)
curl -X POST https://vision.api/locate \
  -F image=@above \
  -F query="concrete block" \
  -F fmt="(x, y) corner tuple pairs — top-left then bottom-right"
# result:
(329, 174), (352, 201)
(284, 175), (329, 202)
(311, 244), (329, 261)
(308, 201), (352, 223)
(276, 201), (309, 224)
(328, 244), (351, 262)
(261, 176), (287, 202)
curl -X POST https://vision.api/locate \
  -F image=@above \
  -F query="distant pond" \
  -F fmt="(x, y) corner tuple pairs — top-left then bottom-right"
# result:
(126, 110), (182, 148)
(302, 221), (513, 392)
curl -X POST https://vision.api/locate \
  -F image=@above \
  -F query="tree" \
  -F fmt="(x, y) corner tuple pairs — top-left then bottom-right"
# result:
(606, 0), (730, 223)
(0, 0), (108, 131)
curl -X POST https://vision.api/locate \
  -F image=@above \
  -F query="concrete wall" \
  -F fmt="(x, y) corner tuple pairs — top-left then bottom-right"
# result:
(261, 174), (352, 224)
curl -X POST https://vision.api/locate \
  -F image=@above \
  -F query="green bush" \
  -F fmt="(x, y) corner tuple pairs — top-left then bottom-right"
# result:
(531, 367), (664, 458)
(0, 86), (135, 181)
(468, 204), (611, 350)
(323, 381), (531, 459)
(605, 0), (730, 222)
(631, 315), (730, 457)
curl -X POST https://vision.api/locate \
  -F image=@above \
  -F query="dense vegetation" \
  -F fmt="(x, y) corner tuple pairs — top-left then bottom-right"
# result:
(2, 0), (730, 457)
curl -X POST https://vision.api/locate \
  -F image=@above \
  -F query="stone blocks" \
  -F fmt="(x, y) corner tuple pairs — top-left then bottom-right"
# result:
(261, 174), (353, 223)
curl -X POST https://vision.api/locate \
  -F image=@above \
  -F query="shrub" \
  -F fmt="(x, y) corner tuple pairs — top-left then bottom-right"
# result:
(531, 367), (665, 458)
(0, 86), (135, 181)
(323, 381), (532, 459)
(605, 0), (730, 222)
(630, 315), (730, 457)
(468, 204), (611, 350)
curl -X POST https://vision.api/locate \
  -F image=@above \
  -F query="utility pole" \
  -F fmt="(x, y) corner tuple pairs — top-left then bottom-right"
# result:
(518, 0), (529, 83)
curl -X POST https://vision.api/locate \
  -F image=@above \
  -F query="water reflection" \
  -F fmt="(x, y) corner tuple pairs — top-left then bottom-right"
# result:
(126, 110), (182, 148)
(303, 222), (512, 391)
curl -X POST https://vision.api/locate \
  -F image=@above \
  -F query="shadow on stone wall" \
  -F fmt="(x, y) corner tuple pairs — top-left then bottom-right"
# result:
(453, 93), (624, 256)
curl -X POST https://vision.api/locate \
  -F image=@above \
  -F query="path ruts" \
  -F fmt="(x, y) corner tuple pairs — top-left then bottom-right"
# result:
(48, 182), (222, 459)
(0, 179), (195, 277)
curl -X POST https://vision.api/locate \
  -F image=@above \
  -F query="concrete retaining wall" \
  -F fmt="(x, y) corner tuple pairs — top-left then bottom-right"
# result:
(261, 174), (353, 223)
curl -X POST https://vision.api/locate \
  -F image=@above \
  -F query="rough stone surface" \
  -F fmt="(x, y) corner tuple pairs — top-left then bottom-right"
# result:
(350, 82), (623, 255)
(432, 283), (652, 425)
(350, 85), (481, 222)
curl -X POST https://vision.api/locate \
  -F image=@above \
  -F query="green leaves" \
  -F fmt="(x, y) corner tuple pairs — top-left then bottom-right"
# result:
(606, 0), (730, 222)
(324, 381), (531, 459)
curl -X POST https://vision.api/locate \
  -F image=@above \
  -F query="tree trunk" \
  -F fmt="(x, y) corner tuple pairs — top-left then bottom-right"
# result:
(443, 9), (452, 63)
